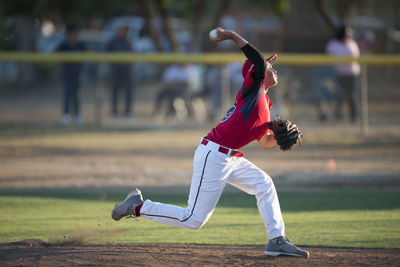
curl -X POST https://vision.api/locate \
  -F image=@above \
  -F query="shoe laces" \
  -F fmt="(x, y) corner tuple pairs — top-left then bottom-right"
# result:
(277, 236), (291, 245)
(125, 206), (139, 220)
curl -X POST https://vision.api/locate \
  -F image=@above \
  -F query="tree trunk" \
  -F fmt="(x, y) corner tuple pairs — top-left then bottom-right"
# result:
(137, 0), (163, 52)
(155, 0), (180, 52)
(338, 0), (353, 25)
(198, 0), (232, 52)
(315, 0), (337, 33)
(188, 0), (206, 52)
(211, 0), (232, 29)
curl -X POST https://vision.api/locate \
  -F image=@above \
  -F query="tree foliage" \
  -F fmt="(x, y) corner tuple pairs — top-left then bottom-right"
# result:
(0, 0), (135, 22)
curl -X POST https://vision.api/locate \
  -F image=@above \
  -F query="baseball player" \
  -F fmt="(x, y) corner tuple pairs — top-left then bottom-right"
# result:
(112, 27), (308, 258)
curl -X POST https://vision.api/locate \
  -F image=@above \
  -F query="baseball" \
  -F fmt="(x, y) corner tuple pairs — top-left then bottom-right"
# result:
(209, 29), (218, 39)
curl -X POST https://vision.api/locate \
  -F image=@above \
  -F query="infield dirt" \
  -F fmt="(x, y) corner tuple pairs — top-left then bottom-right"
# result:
(1, 240), (400, 267)
(0, 240), (400, 266)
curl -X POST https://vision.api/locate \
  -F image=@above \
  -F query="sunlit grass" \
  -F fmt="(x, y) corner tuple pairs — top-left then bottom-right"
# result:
(1, 189), (399, 248)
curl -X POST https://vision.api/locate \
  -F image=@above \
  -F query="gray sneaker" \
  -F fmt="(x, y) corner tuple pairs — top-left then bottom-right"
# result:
(112, 188), (144, 221)
(265, 236), (309, 258)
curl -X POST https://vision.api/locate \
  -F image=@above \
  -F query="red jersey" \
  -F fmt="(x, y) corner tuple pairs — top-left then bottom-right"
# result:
(205, 62), (272, 149)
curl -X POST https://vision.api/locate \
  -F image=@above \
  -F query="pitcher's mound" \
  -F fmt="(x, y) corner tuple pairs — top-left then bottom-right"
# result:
(1, 240), (399, 266)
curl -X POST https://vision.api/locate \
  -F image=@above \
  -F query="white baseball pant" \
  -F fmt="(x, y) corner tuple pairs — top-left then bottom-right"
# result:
(140, 138), (285, 239)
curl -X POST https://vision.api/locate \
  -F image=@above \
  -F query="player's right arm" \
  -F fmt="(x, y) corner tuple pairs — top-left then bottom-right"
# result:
(210, 27), (248, 48)
(210, 27), (266, 80)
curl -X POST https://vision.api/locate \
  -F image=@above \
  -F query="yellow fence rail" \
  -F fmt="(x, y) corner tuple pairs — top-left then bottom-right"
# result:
(0, 52), (399, 65)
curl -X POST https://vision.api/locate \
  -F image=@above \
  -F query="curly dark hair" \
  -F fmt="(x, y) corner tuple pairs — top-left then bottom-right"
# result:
(336, 26), (346, 41)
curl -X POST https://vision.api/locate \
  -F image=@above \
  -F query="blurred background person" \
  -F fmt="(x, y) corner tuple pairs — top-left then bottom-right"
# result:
(326, 25), (360, 122)
(106, 25), (134, 120)
(56, 24), (86, 125)
(312, 67), (339, 122)
(153, 63), (193, 121)
(204, 65), (222, 121)
(226, 61), (244, 100)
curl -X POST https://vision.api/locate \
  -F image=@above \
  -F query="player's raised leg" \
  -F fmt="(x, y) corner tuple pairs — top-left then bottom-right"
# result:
(113, 144), (235, 229)
(112, 188), (144, 221)
(140, 148), (234, 228)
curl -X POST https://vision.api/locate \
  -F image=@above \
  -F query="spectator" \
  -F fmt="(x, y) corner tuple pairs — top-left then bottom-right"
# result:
(204, 65), (222, 121)
(226, 62), (244, 100)
(106, 25), (134, 120)
(153, 64), (193, 120)
(326, 26), (360, 122)
(312, 67), (339, 122)
(56, 24), (86, 125)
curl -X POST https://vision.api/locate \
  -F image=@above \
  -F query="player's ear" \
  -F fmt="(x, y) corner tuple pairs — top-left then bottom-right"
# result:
(266, 54), (277, 65)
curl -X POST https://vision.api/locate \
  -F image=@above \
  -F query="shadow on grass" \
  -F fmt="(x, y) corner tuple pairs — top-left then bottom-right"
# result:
(0, 186), (399, 212)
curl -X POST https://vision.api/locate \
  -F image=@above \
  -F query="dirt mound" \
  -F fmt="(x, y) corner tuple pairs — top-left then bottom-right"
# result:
(0, 240), (399, 266)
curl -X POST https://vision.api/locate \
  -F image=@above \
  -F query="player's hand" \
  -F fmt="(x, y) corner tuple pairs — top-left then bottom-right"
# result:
(209, 27), (247, 48)
(209, 27), (227, 43)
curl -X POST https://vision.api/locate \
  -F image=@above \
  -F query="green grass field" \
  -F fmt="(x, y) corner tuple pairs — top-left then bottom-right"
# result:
(1, 188), (399, 248)
(1, 126), (400, 250)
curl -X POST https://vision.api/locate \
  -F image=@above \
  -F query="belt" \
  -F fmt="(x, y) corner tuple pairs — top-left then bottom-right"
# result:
(201, 138), (243, 157)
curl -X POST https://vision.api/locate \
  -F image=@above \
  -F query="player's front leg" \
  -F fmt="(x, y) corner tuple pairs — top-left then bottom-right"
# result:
(229, 158), (309, 257)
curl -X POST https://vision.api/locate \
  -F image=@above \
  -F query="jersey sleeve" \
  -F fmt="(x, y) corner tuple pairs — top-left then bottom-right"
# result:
(241, 43), (267, 81)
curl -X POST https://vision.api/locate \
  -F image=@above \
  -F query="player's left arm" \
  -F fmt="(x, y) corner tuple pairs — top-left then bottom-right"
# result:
(257, 132), (278, 149)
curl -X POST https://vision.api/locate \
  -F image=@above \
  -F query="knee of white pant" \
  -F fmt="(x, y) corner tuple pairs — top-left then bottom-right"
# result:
(186, 224), (201, 230)
(185, 212), (215, 229)
(256, 178), (275, 193)
(254, 180), (278, 205)
(185, 217), (206, 230)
